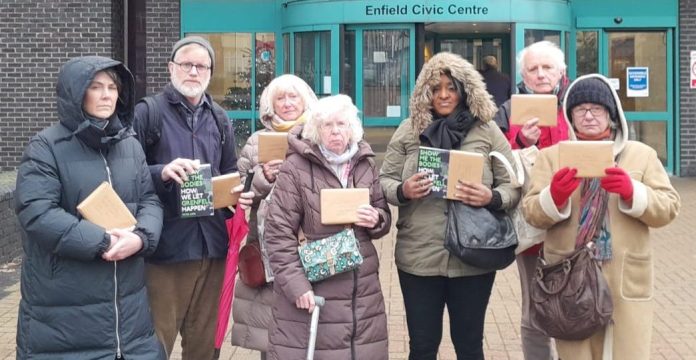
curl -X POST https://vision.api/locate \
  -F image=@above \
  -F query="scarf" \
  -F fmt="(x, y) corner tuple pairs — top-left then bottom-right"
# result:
(319, 142), (359, 188)
(575, 128), (613, 141)
(419, 104), (478, 149)
(576, 179), (612, 261)
(271, 112), (308, 132)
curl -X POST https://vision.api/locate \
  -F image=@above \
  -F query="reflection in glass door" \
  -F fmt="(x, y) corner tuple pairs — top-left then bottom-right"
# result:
(361, 29), (410, 125)
(294, 31), (331, 95)
(607, 31), (672, 168)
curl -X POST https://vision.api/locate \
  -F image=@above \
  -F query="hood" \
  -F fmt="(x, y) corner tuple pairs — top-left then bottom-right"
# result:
(409, 52), (498, 135)
(561, 74), (628, 157)
(56, 56), (135, 135)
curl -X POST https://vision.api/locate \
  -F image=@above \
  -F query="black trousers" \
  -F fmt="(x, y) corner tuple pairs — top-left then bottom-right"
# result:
(398, 269), (496, 360)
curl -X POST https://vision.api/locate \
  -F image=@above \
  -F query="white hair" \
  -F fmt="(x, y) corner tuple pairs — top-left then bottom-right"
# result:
(517, 40), (567, 74)
(258, 74), (318, 123)
(302, 94), (363, 145)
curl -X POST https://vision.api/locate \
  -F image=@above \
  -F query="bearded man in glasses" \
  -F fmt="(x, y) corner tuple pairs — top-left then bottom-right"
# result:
(133, 35), (254, 360)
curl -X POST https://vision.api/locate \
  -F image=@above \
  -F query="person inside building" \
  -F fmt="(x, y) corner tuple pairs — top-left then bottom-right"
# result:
(264, 94), (391, 360)
(231, 74), (318, 359)
(380, 51), (520, 359)
(15, 56), (165, 359)
(479, 55), (512, 107)
(493, 40), (571, 360)
(523, 74), (680, 360)
(132, 36), (254, 359)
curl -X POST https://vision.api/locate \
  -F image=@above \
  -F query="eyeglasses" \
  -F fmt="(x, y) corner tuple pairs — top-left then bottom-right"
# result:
(172, 61), (211, 73)
(320, 121), (350, 131)
(572, 105), (606, 118)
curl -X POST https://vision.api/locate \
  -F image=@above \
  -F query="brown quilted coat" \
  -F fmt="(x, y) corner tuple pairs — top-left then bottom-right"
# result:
(264, 125), (391, 360)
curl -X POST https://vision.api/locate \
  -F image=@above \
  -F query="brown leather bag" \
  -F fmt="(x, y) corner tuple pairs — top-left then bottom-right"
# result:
(529, 243), (614, 341)
(238, 241), (267, 288)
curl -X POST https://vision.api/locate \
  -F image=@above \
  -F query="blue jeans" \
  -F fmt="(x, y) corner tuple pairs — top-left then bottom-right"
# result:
(398, 270), (496, 360)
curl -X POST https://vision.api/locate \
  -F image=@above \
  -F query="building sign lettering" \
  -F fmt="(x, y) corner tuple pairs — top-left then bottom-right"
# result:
(365, 4), (489, 16)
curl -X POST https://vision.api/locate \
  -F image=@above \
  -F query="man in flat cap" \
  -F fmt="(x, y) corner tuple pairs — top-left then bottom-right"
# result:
(133, 35), (253, 359)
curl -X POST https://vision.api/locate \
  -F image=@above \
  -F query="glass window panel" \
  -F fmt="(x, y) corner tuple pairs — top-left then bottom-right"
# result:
(362, 29), (409, 118)
(627, 121), (667, 165)
(608, 32), (667, 112)
(440, 39), (470, 60)
(234, 119), (252, 153)
(255, 33), (276, 110)
(189, 33), (252, 111)
(283, 33), (290, 73)
(342, 30), (356, 101)
(576, 31), (599, 77)
(524, 29), (560, 47)
(294, 31), (331, 95)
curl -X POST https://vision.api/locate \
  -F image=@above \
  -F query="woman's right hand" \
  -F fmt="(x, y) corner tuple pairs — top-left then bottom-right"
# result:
(262, 159), (284, 183)
(296, 290), (316, 313)
(402, 172), (432, 200)
(550, 167), (581, 208)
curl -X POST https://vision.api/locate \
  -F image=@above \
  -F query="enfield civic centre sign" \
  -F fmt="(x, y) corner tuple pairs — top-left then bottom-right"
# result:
(365, 3), (489, 16)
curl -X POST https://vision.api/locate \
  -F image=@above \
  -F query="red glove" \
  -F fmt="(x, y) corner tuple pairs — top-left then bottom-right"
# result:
(550, 167), (581, 207)
(601, 167), (633, 202)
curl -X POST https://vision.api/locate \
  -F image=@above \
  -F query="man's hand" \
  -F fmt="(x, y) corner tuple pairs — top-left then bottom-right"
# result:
(296, 290), (316, 314)
(262, 159), (284, 183)
(102, 228), (144, 261)
(455, 180), (493, 207)
(519, 118), (541, 147)
(161, 158), (200, 184)
(232, 184), (254, 210)
(402, 172), (432, 200)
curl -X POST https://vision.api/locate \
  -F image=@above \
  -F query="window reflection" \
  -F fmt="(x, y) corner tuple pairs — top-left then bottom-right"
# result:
(294, 31), (331, 95)
(255, 33), (276, 109)
(524, 29), (560, 47)
(363, 29), (409, 118)
(627, 121), (667, 165)
(576, 31), (598, 77)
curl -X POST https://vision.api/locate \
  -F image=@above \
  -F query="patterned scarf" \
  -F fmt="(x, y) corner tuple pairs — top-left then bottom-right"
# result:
(576, 179), (612, 260)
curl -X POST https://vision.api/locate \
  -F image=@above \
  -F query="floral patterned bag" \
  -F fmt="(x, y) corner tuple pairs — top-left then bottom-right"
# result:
(298, 228), (363, 283)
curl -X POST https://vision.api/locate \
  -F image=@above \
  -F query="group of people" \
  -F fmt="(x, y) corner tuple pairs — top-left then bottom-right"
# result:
(14, 34), (680, 360)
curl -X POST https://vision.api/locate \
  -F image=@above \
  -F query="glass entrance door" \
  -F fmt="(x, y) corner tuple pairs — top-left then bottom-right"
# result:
(575, 29), (675, 172)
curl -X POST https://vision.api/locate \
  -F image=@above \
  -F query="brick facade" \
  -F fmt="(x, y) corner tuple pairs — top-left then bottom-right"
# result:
(146, 0), (180, 95)
(0, 0), (120, 172)
(680, 0), (696, 176)
(0, 184), (21, 265)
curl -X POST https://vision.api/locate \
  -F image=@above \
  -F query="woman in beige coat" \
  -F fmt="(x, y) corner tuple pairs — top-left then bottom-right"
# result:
(231, 74), (318, 357)
(523, 74), (680, 359)
(380, 52), (519, 359)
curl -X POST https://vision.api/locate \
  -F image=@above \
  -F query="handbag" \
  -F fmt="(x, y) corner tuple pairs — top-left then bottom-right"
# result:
(489, 147), (546, 254)
(444, 201), (518, 270)
(298, 228), (363, 283)
(238, 241), (268, 288)
(529, 242), (614, 340)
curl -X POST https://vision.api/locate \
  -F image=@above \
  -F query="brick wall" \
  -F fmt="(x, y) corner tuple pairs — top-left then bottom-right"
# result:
(0, 0), (120, 171)
(146, 0), (180, 95)
(680, 0), (696, 176)
(0, 182), (21, 265)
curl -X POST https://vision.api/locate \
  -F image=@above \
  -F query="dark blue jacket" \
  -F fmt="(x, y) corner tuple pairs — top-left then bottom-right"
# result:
(133, 84), (238, 263)
(15, 56), (165, 359)
(480, 68), (512, 108)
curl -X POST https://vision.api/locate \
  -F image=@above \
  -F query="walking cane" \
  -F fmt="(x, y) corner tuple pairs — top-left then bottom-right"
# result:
(306, 295), (326, 360)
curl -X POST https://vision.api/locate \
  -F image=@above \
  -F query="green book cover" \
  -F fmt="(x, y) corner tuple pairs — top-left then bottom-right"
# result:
(179, 164), (214, 218)
(417, 146), (449, 198)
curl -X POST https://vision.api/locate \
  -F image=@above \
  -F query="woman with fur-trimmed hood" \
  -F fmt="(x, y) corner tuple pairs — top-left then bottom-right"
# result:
(522, 74), (680, 359)
(380, 52), (520, 358)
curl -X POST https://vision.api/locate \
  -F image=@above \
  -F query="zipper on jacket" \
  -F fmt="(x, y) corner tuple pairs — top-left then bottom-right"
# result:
(351, 270), (358, 360)
(100, 150), (122, 358)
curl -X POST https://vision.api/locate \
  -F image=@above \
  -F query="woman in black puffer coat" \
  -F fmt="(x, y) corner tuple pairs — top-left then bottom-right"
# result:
(15, 56), (165, 359)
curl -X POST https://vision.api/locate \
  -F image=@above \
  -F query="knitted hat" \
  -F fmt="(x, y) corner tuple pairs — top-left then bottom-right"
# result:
(170, 36), (215, 73)
(566, 77), (618, 122)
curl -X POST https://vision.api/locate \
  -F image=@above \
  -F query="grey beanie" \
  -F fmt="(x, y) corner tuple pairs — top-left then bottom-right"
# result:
(170, 36), (215, 73)
(566, 77), (618, 122)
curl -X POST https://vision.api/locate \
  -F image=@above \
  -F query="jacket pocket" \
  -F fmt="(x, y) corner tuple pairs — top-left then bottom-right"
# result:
(620, 251), (653, 301)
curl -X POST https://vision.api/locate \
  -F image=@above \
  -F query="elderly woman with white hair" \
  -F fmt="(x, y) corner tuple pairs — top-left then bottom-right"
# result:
(231, 74), (318, 357)
(263, 94), (392, 360)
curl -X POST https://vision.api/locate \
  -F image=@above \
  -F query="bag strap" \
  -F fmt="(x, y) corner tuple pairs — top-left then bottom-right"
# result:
(489, 150), (524, 188)
(138, 95), (162, 147)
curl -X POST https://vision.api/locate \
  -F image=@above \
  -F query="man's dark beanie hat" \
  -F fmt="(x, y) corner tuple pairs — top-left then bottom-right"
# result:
(170, 36), (215, 73)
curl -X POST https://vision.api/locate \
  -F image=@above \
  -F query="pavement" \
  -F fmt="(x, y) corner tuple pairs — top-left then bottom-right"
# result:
(0, 176), (695, 359)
